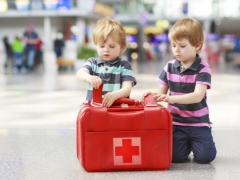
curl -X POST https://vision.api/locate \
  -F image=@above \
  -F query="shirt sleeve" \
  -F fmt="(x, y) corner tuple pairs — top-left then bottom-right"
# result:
(82, 58), (94, 75)
(158, 63), (169, 86)
(121, 61), (137, 86)
(196, 65), (211, 89)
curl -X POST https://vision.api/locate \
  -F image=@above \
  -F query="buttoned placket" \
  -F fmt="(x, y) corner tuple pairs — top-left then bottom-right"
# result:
(100, 62), (111, 83)
(180, 66), (185, 73)
(179, 66), (185, 86)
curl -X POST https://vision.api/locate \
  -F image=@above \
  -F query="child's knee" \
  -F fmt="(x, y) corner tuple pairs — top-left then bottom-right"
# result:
(172, 152), (189, 163)
(194, 149), (217, 164)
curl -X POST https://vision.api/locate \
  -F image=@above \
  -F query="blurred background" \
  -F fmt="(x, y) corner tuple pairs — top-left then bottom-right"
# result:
(1, 1), (240, 179)
(0, 0), (240, 73)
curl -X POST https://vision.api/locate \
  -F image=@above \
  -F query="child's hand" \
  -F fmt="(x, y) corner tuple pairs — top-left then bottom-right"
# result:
(153, 94), (173, 103)
(87, 75), (102, 89)
(102, 92), (118, 107)
(142, 91), (153, 100)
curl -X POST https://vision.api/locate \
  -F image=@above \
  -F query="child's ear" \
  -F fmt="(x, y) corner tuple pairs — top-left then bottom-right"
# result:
(120, 45), (126, 53)
(196, 42), (202, 51)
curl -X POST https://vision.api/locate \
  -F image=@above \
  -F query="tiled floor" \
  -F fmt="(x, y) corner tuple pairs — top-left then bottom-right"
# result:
(1, 57), (240, 180)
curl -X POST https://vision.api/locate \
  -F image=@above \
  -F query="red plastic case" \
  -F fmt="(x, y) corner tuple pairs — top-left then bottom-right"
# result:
(76, 86), (172, 172)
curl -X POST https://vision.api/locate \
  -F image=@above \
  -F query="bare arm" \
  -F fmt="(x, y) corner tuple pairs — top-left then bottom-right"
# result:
(156, 84), (168, 94)
(23, 37), (38, 44)
(28, 39), (38, 44)
(76, 68), (102, 88)
(156, 84), (207, 104)
(143, 83), (168, 99)
(102, 81), (133, 107)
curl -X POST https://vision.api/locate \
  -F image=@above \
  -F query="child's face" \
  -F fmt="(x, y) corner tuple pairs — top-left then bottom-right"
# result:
(96, 36), (123, 61)
(171, 38), (200, 63)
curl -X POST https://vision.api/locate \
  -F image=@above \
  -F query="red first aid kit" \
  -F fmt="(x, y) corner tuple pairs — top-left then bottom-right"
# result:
(76, 84), (172, 172)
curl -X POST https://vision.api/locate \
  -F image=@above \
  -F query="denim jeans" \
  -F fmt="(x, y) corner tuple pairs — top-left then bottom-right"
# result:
(172, 125), (217, 164)
(26, 49), (36, 70)
(13, 52), (24, 69)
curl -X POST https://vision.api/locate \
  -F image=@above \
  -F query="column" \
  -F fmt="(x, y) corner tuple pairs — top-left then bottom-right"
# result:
(203, 20), (211, 35)
(76, 17), (86, 45)
(87, 20), (97, 48)
(43, 17), (57, 71)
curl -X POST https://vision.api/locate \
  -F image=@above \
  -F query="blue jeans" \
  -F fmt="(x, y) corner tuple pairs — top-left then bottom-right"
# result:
(26, 49), (36, 70)
(172, 125), (217, 164)
(55, 47), (62, 58)
(13, 52), (24, 69)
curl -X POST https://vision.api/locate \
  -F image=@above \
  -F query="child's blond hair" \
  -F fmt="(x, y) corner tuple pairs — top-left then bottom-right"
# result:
(169, 18), (204, 53)
(93, 17), (127, 53)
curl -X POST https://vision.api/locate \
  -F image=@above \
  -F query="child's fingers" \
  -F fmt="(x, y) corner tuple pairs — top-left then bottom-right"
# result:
(143, 92), (152, 97)
(163, 96), (169, 102)
(153, 94), (160, 99)
(92, 78), (102, 89)
(156, 95), (164, 101)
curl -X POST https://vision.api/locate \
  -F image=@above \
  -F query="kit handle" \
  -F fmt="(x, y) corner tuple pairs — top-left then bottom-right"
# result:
(92, 84), (140, 107)
(143, 93), (158, 107)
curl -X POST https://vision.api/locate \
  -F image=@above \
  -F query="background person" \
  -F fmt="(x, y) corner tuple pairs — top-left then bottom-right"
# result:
(2, 36), (13, 72)
(54, 32), (64, 59)
(34, 38), (44, 71)
(232, 32), (240, 67)
(12, 35), (25, 73)
(23, 23), (38, 71)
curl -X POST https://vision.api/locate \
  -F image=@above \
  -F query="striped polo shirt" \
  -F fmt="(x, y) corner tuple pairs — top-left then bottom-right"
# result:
(159, 55), (212, 127)
(82, 57), (137, 101)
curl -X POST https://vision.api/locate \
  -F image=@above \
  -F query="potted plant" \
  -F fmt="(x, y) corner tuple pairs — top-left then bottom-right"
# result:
(77, 44), (97, 60)
(75, 44), (97, 71)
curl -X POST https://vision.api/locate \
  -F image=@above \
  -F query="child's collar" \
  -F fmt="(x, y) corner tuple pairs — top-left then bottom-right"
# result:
(96, 57), (121, 65)
(174, 54), (201, 72)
